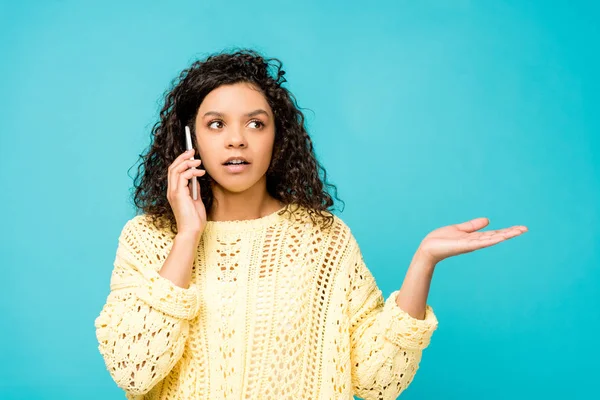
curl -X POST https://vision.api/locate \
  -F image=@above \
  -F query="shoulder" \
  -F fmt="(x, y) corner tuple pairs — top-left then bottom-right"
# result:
(287, 205), (358, 255)
(119, 214), (153, 236)
(118, 213), (175, 248)
(328, 213), (354, 240)
(286, 205), (353, 234)
(329, 214), (360, 255)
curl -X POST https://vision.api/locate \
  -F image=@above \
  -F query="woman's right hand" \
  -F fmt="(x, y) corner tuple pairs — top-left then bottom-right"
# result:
(167, 148), (207, 238)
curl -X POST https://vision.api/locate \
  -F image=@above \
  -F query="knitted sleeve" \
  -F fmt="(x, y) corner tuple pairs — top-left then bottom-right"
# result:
(347, 238), (439, 399)
(94, 217), (201, 396)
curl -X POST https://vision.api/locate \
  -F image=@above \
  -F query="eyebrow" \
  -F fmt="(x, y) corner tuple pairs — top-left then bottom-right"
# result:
(202, 109), (270, 118)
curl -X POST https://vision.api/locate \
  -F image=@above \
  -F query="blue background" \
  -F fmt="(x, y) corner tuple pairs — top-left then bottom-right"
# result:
(1, 0), (598, 399)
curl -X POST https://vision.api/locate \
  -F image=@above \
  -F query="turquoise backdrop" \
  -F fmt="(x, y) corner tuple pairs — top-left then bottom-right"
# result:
(1, 0), (598, 399)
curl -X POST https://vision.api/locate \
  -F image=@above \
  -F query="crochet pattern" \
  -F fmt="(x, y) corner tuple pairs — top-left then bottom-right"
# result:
(94, 205), (438, 399)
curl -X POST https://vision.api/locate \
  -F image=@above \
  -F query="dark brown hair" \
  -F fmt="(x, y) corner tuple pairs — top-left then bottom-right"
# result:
(129, 47), (344, 234)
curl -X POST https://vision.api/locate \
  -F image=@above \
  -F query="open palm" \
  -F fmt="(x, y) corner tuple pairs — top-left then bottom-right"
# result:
(418, 217), (528, 265)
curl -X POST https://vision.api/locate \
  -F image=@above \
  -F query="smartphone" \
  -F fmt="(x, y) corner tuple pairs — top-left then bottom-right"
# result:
(184, 126), (198, 200)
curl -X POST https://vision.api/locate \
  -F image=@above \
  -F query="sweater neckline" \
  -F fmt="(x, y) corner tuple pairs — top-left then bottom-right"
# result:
(203, 204), (289, 232)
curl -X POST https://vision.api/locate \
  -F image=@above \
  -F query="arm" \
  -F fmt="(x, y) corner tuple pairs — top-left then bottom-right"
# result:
(347, 239), (438, 400)
(94, 217), (202, 396)
(394, 249), (436, 320)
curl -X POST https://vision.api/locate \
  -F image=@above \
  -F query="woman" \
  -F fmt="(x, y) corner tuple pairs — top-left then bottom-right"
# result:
(94, 48), (528, 399)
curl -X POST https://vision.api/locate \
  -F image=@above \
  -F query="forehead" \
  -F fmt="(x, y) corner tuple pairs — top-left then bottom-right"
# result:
(198, 82), (271, 115)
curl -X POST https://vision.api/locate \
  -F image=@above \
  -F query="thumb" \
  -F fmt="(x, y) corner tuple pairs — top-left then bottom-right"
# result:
(454, 217), (489, 233)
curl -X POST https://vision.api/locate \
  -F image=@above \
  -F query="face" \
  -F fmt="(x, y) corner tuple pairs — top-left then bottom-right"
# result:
(193, 82), (275, 195)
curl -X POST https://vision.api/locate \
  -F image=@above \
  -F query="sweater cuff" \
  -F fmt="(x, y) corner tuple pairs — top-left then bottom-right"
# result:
(382, 290), (439, 350)
(134, 269), (202, 321)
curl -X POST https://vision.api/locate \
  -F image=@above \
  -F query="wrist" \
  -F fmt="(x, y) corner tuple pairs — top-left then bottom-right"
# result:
(175, 231), (202, 244)
(412, 247), (437, 273)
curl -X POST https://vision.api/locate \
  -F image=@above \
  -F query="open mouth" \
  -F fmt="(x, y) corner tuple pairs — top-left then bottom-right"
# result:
(223, 162), (250, 173)
(223, 161), (250, 166)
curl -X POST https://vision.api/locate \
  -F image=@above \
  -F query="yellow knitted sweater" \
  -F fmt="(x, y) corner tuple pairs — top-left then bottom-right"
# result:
(94, 204), (438, 399)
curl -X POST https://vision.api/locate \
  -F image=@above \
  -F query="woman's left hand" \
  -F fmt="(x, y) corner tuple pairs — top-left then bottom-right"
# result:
(417, 218), (528, 265)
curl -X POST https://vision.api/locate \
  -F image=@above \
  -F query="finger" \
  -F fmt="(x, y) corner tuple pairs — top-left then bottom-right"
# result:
(177, 160), (204, 200)
(168, 149), (195, 175)
(464, 235), (505, 251)
(179, 169), (206, 196)
(478, 229), (504, 239)
(475, 238), (504, 251)
(174, 159), (202, 174)
(192, 172), (203, 201)
(454, 217), (489, 233)
(498, 228), (527, 239)
(181, 168), (206, 180)
(484, 227), (527, 240)
(177, 148), (195, 161)
(471, 225), (527, 240)
(195, 169), (203, 200)
(169, 153), (199, 194)
(181, 170), (206, 199)
(473, 229), (525, 246)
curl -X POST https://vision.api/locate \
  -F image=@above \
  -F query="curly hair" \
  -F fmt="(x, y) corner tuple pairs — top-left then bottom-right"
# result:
(129, 47), (344, 234)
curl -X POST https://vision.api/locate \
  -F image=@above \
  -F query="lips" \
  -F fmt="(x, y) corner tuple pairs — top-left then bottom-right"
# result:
(223, 163), (250, 173)
(222, 156), (250, 165)
(223, 161), (250, 165)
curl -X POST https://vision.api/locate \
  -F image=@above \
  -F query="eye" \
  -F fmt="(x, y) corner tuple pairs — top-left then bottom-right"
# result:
(207, 120), (224, 129)
(248, 119), (264, 129)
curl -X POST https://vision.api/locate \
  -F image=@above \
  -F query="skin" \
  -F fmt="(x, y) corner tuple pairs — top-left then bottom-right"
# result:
(160, 82), (284, 287)
(395, 218), (528, 319)
(168, 82), (530, 320)
(193, 82), (283, 223)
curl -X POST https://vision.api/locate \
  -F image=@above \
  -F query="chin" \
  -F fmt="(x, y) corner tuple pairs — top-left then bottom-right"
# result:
(212, 177), (260, 194)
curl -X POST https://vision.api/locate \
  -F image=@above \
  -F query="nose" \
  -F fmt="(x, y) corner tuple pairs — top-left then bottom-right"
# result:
(226, 127), (247, 148)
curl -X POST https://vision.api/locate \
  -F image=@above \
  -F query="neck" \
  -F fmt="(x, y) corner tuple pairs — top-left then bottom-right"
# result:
(208, 179), (283, 222)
